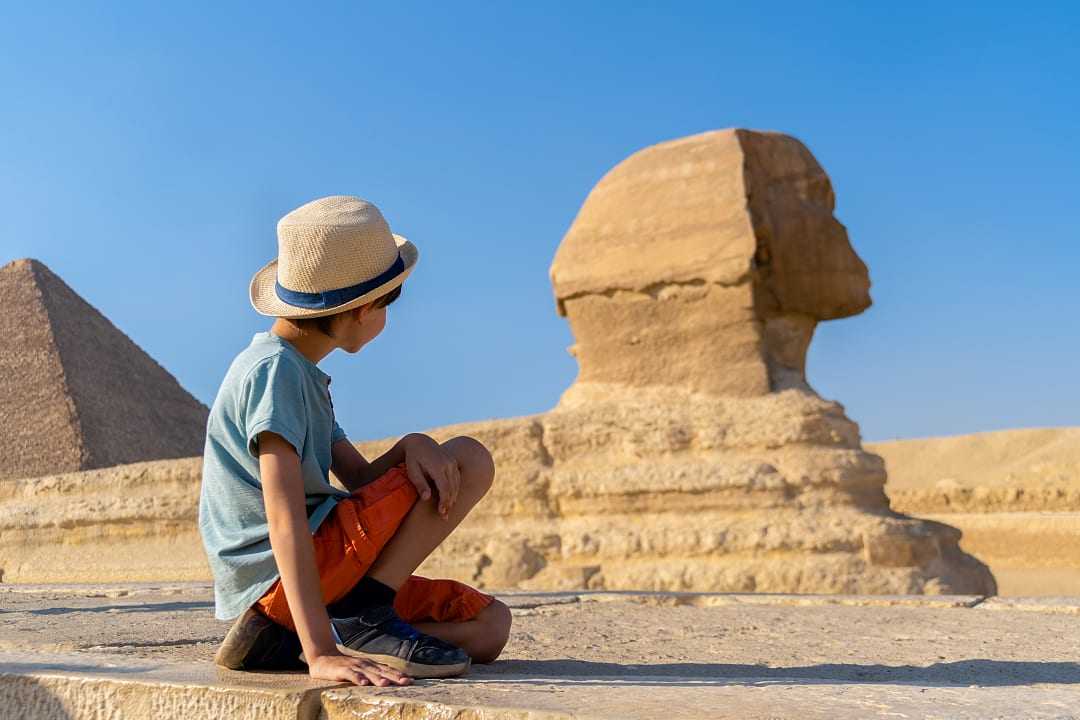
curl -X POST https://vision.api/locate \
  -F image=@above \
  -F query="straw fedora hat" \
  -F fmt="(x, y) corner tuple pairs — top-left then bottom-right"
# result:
(249, 195), (418, 319)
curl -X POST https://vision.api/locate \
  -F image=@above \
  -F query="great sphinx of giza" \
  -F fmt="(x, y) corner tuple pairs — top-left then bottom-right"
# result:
(0, 130), (995, 595)
(399, 129), (994, 594)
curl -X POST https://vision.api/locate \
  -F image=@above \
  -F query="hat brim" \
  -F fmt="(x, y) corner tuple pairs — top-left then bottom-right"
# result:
(249, 235), (418, 319)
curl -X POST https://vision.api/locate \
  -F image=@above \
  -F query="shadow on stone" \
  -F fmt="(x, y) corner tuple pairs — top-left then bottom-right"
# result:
(22, 601), (213, 616)
(1, 661), (153, 675)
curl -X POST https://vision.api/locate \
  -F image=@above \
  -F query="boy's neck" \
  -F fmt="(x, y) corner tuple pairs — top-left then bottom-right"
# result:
(270, 318), (336, 366)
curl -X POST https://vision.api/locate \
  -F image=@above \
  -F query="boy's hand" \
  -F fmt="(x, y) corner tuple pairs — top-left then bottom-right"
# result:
(402, 434), (461, 519)
(308, 651), (412, 686)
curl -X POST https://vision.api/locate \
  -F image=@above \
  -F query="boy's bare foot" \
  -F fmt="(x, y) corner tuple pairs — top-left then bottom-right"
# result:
(313, 605), (471, 678)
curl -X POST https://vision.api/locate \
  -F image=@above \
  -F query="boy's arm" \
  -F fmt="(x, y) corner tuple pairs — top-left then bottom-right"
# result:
(260, 432), (336, 658)
(331, 433), (425, 490)
(331, 434), (461, 519)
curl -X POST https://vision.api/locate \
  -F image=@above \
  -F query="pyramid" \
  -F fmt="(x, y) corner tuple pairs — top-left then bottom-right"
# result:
(0, 259), (208, 481)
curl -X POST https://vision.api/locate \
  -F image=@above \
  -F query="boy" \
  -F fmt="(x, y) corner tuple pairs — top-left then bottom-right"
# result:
(198, 195), (511, 687)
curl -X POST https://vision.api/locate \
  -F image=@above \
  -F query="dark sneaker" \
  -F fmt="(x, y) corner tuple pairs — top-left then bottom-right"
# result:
(214, 607), (304, 671)
(321, 605), (471, 678)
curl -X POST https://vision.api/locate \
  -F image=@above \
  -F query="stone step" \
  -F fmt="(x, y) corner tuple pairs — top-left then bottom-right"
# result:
(5, 585), (1080, 719)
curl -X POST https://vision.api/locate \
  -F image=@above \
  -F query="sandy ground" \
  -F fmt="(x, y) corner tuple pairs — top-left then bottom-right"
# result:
(871, 427), (1080, 491)
(2, 583), (1080, 719)
(871, 427), (1080, 597)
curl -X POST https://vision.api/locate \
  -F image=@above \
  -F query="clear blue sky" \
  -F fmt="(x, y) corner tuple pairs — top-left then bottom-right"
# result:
(2, 2), (1077, 442)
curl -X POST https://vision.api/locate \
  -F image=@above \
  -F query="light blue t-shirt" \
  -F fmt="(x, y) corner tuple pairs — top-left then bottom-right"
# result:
(198, 331), (350, 620)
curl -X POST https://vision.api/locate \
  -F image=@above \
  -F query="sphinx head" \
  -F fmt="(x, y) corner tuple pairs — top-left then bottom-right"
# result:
(550, 129), (871, 404)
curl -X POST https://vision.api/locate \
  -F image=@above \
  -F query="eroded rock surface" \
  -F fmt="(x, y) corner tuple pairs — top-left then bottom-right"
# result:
(0, 458), (206, 584)
(377, 397), (994, 595)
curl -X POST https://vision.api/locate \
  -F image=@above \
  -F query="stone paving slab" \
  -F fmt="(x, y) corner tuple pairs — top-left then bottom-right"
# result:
(0, 653), (326, 720)
(3, 585), (1080, 719)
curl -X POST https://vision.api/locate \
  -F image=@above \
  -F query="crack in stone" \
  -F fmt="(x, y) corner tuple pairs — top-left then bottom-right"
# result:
(557, 273), (752, 306)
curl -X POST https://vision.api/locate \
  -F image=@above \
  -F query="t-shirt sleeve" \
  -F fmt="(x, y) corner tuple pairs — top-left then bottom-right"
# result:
(242, 356), (308, 458)
(331, 418), (348, 444)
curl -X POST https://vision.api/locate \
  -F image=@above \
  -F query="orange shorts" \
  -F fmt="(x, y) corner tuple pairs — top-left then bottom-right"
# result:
(255, 463), (492, 631)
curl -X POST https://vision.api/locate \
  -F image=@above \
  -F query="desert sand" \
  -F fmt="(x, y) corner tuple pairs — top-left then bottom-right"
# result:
(873, 427), (1080, 595)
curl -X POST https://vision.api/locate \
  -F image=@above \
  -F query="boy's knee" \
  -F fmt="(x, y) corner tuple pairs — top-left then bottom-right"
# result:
(472, 599), (512, 664)
(442, 436), (495, 494)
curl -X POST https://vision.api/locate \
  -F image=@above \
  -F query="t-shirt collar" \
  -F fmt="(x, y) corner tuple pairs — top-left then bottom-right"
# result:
(252, 331), (331, 383)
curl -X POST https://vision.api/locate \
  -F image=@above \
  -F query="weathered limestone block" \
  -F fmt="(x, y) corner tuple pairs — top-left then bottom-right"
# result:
(0, 458), (207, 583)
(405, 391), (992, 595)
(557, 284), (768, 398)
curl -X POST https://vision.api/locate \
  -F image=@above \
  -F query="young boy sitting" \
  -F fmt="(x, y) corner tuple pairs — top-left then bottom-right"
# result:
(198, 195), (511, 687)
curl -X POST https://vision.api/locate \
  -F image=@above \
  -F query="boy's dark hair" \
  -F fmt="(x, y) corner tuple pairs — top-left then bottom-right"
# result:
(291, 285), (401, 337)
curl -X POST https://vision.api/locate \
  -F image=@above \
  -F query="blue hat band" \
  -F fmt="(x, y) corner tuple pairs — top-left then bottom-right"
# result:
(274, 254), (405, 310)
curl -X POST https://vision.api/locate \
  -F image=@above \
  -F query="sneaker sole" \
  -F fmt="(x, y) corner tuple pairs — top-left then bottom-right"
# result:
(300, 645), (471, 678)
(214, 607), (273, 670)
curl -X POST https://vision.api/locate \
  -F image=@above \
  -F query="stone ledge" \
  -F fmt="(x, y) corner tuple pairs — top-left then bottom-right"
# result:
(0, 655), (326, 720)
(8, 653), (1080, 720)
(5, 587), (1080, 719)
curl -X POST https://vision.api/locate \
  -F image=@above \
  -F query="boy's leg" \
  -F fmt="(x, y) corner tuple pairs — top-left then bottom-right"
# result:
(392, 575), (512, 664)
(221, 437), (494, 674)
(365, 436), (495, 589)
(412, 600), (512, 664)
(316, 436), (498, 674)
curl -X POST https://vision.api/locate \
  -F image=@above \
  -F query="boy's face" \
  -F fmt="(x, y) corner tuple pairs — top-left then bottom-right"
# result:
(335, 302), (386, 353)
